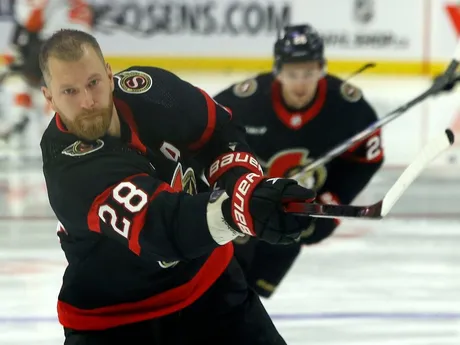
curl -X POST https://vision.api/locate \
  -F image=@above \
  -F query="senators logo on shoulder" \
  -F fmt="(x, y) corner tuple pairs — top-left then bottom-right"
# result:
(115, 70), (153, 94)
(233, 78), (258, 98)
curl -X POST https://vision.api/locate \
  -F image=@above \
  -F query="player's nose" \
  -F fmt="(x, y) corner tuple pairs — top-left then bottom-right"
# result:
(293, 79), (308, 90)
(80, 89), (95, 109)
(293, 85), (307, 94)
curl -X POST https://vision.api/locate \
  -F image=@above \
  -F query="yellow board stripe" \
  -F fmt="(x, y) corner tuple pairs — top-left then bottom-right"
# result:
(103, 56), (450, 77)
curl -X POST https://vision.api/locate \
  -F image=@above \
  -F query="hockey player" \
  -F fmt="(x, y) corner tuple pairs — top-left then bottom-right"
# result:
(0, 0), (93, 147)
(39, 29), (317, 344)
(213, 24), (384, 298)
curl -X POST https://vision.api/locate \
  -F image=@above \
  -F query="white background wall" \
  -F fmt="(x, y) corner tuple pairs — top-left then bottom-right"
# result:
(0, 0), (456, 61)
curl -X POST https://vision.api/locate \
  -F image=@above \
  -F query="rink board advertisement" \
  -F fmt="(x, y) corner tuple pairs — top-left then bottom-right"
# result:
(88, 0), (425, 73)
(0, 0), (433, 74)
(0, 0), (456, 74)
(89, 0), (422, 57)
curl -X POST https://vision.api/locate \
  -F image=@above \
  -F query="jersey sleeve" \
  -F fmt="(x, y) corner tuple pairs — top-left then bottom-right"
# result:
(184, 86), (259, 191)
(213, 85), (240, 112)
(213, 77), (260, 128)
(125, 66), (262, 192)
(44, 148), (227, 263)
(320, 97), (384, 205)
(115, 66), (234, 152)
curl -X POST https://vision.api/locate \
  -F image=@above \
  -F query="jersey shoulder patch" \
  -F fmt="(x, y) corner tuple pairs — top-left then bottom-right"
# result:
(115, 70), (153, 94)
(340, 82), (362, 102)
(232, 78), (258, 98)
(62, 139), (105, 157)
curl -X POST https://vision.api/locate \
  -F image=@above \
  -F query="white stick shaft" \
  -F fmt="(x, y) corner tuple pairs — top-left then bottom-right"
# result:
(380, 130), (454, 216)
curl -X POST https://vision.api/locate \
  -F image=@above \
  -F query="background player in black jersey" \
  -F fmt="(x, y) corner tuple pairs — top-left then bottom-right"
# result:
(39, 29), (318, 345)
(214, 24), (384, 298)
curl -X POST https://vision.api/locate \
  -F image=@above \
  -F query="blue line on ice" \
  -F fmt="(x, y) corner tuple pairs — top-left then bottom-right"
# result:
(1, 312), (460, 323)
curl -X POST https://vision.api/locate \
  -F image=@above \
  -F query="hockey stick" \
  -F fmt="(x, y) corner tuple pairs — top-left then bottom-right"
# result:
(344, 62), (376, 81)
(285, 129), (455, 219)
(432, 70), (460, 94)
(292, 39), (460, 177)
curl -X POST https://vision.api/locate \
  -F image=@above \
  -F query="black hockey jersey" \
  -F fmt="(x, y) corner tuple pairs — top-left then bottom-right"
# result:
(214, 72), (384, 206)
(41, 66), (255, 330)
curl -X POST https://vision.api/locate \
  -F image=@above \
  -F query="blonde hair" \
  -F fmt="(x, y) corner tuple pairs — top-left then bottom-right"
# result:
(39, 29), (105, 82)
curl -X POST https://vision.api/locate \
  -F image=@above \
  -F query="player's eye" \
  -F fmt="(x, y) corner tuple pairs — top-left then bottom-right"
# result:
(89, 79), (99, 87)
(63, 89), (76, 95)
(283, 73), (293, 80)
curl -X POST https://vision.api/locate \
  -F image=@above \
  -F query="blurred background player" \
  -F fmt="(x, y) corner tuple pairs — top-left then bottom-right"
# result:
(0, 0), (93, 152)
(213, 24), (385, 298)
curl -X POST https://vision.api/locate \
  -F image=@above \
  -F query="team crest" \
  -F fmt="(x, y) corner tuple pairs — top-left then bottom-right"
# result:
(157, 163), (197, 270)
(233, 78), (258, 98)
(62, 139), (104, 157)
(265, 148), (327, 191)
(115, 70), (153, 94)
(170, 163), (198, 196)
(340, 82), (362, 102)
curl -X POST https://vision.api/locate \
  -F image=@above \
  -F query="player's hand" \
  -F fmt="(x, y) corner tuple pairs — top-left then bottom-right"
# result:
(433, 73), (459, 94)
(221, 174), (316, 244)
(299, 192), (340, 245)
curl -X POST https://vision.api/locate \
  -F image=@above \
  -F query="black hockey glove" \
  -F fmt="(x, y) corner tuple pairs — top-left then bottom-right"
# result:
(220, 174), (316, 245)
(299, 218), (338, 245)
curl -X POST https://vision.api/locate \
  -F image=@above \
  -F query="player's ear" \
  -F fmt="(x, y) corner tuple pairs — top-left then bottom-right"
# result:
(41, 86), (56, 112)
(106, 62), (114, 91)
